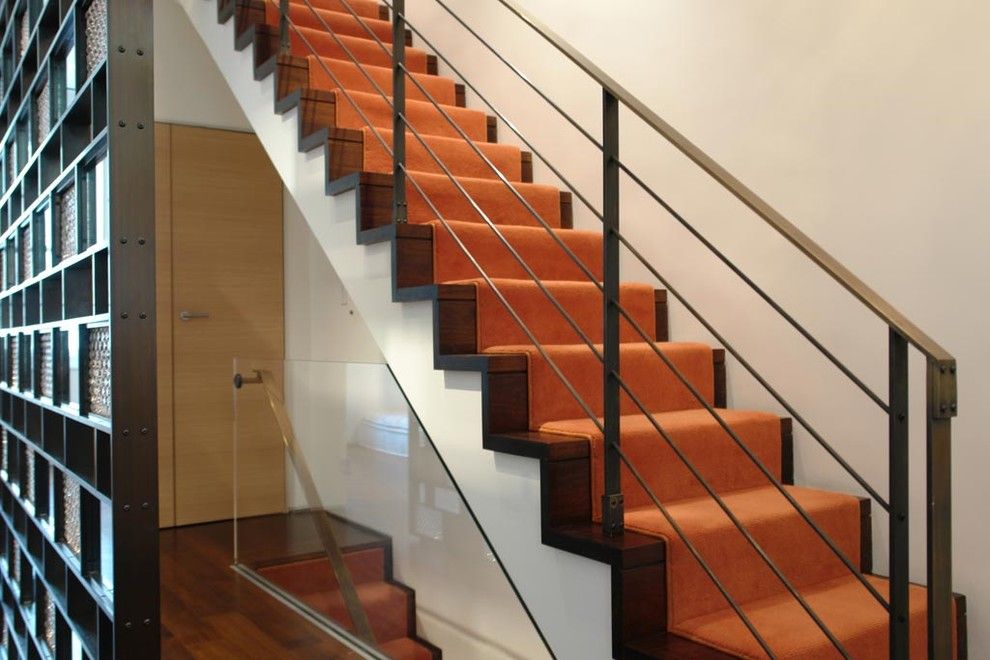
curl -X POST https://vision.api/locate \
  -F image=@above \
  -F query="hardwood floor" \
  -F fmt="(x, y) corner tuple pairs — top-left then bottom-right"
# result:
(161, 521), (362, 659)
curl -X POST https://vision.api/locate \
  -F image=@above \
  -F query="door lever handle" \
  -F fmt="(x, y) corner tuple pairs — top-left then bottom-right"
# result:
(179, 311), (210, 321)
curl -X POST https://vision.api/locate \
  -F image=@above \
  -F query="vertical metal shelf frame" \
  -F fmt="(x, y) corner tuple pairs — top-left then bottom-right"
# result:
(107, 0), (158, 656)
(0, 0), (158, 656)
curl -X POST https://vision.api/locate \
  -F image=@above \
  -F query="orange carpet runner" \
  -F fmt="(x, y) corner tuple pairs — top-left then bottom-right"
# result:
(260, 1), (955, 657)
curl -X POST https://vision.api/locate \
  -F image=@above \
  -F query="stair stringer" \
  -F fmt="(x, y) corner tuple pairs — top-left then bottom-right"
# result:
(178, 1), (613, 657)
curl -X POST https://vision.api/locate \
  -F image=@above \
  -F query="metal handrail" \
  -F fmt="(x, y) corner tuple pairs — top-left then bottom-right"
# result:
(234, 369), (377, 645)
(492, 0), (955, 367)
(266, 0), (958, 657)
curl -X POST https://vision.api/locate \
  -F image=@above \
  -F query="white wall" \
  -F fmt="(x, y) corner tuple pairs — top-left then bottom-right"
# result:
(154, 0), (251, 130)
(401, 0), (990, 653)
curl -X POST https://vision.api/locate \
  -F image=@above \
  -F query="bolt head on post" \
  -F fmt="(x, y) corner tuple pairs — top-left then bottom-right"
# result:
(602, 493), (625, 537)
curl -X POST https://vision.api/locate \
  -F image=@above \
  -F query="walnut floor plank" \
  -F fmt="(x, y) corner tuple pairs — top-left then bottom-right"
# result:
(161, 521), (361, 659)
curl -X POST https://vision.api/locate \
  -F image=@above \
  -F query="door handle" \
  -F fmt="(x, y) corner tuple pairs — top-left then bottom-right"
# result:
(179, 311), (210, 321)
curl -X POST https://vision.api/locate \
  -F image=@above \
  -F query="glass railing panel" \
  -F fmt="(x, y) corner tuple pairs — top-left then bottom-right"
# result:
(233, 357), (549, 659)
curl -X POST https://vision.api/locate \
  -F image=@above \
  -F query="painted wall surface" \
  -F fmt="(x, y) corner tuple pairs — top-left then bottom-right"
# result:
(400, 0), (990, 654)
(154, 0), (252, 130)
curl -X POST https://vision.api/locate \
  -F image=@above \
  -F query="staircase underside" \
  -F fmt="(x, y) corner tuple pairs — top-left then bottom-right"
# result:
(192, 1), (969, 657)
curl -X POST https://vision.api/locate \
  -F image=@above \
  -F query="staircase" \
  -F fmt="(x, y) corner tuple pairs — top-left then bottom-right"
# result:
(190, 0), (967, 657)
(246, 514), (441, 659)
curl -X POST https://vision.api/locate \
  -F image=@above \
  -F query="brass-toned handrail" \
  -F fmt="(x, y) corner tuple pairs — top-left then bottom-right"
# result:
(494, 0), (955, 367)
(235, 369), (377, 646)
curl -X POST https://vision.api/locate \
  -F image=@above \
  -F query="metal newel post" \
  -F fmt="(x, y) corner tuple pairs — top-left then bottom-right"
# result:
(601, 89), (623, 537)
(927, 359), (956, 659)
(889, 328), (909, 660)
(392, 0), (408, 222)
(279, 0), (289, 54)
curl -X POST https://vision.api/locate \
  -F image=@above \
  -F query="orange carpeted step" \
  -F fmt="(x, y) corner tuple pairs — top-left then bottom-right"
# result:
(334, 89), (489, 142)
(289, 25), (430, 73)
(308, 55), (457, 105)
(407, 173), (562, 227)
(287, 0), (382, 20)
(626, 485), (862, 626)
(430, 221), (600, 282)
(379, 637), (437, 660)
(543, 409), (784, 516)
(301, 581), (412, 643)
(267, 2), (394, 42)
(256, 548), (387, 594)
(485, 342), (715, 429)
(676, 575), (939, 659)
(362, 128), (523, 181)
(462, 279), (655, 350)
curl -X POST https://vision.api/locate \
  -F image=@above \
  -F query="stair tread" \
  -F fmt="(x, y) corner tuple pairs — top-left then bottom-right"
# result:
(626, 484), (863, 624)
(484, 341), (716, 430)
(329, 87), (490, 141)
(289, 24), (431, 73)
(360, 125), (524, 182)
(676, 574), (931, 659)
(307, 53), (457, 105)
(285, 0), (382, 20)
(542, 409), (785, 511)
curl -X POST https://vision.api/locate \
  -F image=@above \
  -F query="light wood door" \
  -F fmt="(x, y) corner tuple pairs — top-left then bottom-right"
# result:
(163, 124), (286, 526)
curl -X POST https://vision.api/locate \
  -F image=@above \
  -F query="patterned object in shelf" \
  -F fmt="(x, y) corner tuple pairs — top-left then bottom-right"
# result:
(37, 81), (51, 146)
(7, 143), (15, 187)
(10, 542), (19, 586)
(24, 449), (35, 504)
(21, 225), (32, 282)
(10, 337), (19, 390)
(42, 589), (56, 651)
(88, 326), (111, 417)
(85, 0), (107, 74)
(1, 429), (7, 473)
(59, 184), (78, 259)
(40, 333), (53, 398)
(18, 11), (30, 59)
(62, 475), (82, 557)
